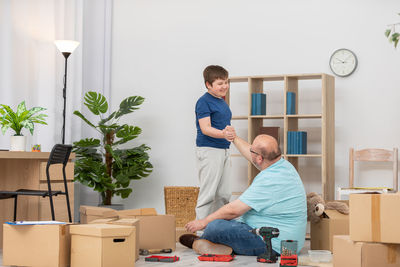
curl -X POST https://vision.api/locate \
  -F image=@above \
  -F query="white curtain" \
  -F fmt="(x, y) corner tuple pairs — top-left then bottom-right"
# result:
(0, 0), (83, 151)
(0, 0), (113, 219)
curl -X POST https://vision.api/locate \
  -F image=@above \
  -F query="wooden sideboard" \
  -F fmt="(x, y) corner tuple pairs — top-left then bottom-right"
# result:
(0, 151), (75, 248)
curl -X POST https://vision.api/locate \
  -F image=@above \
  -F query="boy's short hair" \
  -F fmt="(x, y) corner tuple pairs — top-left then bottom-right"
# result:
(203, 65), (229, 87)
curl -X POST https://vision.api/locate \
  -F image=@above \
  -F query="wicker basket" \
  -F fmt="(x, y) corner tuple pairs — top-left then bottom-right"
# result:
(164, 186), (199, 227)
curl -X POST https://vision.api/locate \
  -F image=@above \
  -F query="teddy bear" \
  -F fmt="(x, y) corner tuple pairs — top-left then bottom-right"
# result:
(307, 192), (349, 224)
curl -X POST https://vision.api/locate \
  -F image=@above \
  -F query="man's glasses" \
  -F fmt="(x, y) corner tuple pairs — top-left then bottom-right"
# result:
(250, 148), (262, 157)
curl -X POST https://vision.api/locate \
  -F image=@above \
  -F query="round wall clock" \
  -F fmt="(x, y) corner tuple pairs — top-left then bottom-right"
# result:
(329, 48), (358, 77)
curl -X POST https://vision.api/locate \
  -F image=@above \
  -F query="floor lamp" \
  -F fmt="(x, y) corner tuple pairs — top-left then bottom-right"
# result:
(55, 40), (80, 144)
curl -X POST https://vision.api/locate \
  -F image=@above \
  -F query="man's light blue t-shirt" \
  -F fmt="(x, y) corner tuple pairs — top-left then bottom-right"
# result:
(238, 158), (307, 253)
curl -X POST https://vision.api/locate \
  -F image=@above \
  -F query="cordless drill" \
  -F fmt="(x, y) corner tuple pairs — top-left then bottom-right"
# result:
(250, 227), (280, 263)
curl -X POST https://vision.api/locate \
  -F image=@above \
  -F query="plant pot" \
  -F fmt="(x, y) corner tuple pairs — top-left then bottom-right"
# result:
(10, 136), (26, 151)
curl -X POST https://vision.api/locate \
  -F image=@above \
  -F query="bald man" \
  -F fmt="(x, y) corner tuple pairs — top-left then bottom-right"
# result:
(182, 134), (307, 256)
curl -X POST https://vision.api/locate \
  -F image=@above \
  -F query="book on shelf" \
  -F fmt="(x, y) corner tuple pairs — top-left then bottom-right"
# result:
(286, 92), (296, 115)
(301, 131), (307, 154)
(287, 131), (307, 154)
(259, 127), (280, 143)
(251, 93), (266, 115)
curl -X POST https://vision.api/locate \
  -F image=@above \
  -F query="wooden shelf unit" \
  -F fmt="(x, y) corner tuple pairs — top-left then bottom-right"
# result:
(227, 73), (335, 200)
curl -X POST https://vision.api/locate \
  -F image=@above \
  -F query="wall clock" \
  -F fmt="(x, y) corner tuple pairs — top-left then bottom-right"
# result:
(329, 48), (358, 77)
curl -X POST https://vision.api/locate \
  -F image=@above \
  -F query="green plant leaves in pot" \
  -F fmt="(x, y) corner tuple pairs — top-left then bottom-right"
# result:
(73, 91), (153, 205)
(0, 101), (48, 136)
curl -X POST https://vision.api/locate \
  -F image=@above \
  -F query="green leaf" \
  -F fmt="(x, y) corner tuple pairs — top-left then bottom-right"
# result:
(113, 125), (141, 146)
(115, 173), (130, 187)
(1, 123), (11, 134)
(16, 101), (26, 117)
(391, 32), (400, 42)
(84, 91), (108, 115)
(115, 96), (144, 119)
(21, 120), (34, 135)
(73, 111), (97, 129)
(115, 188), (132, 199)
(25, 107), (46, 119)
(385, 29), (391, 38)
(73, 138), (101, 147)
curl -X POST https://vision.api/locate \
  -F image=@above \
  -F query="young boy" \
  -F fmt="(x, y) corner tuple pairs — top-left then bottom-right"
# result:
(195, 65), (235, 220)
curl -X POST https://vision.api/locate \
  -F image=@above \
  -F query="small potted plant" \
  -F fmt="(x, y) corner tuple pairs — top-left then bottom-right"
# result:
(385, 14), (400, 48)
(73, 91), (153, 206)
(0, 101), (48, 151)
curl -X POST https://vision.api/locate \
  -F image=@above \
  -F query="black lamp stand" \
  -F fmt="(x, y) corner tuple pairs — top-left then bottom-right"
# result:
(61, 52), (71, 145)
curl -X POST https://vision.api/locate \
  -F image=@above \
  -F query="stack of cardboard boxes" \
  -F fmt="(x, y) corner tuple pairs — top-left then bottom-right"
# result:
(333, 193), (400, 267)
(2, 206), (176, 267)
(310, 208), (350, 252)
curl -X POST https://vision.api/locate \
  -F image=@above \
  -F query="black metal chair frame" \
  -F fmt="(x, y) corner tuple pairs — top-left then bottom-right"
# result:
(0, 144), (73, 222)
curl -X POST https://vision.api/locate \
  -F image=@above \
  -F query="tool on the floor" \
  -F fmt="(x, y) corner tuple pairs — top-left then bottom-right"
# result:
(144, 255), (179, 262)
(198, 254), (235, 262)
(250, 227), (280, 263)
(280, 255), (298, 267)
(139, 248), (173, 256)
(280, 240), (298, 267)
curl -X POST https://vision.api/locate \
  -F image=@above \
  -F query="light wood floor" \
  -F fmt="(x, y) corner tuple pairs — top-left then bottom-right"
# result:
(0, 240), (333, 267)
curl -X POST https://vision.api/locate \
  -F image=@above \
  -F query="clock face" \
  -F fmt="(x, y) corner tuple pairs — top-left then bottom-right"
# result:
(329, 49), (358, 77)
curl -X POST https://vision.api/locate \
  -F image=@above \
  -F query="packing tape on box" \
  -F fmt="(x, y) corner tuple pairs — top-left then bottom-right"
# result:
(371, 194), (381, 242)
(388, 244), (397, 264)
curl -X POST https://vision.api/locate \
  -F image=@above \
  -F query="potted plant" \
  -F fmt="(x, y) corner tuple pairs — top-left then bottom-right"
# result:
(0, 101), (48, 151)
(73, 91), (153, 206)
(385, 14), (400, 48)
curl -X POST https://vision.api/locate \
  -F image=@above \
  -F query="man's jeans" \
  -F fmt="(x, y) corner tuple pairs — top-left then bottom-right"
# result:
(201, 219), (269, 256)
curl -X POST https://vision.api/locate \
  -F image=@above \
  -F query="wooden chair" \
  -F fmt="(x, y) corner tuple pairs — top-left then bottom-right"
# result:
(0, 144), (73, 222)
(337, 148), (398, 200)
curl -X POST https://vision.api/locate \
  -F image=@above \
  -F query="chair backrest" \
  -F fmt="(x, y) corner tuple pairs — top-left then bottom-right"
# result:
(349, 148), (398, 192)
(47, 144), (72, 167)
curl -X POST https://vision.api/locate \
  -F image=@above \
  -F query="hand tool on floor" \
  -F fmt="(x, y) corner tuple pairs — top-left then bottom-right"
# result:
(139, 248), (173, 256)
(198, 254), (235, 262)
(250, 227), (280, 263)
(280, 240), (298, 267)
(144, 255), (179, 262)
(280, 255), (298, 266)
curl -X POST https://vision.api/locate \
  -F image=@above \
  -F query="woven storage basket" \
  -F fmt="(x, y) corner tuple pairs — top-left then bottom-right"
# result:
(164, 186), (199, 227)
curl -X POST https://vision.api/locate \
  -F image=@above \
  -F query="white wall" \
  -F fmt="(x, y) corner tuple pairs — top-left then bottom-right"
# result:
(111, 0), (400, 213)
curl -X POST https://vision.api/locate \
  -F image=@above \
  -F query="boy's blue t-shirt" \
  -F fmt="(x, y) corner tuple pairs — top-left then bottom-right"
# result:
(238, 158), (307, 253)
(195, 92), (232, 149)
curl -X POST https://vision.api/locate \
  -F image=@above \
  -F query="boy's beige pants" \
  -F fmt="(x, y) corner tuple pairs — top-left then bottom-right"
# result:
(195, 147), (231, 220)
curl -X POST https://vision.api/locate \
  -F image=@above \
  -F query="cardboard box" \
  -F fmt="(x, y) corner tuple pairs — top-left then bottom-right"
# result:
(136, 215), (176, 251)
(116, 208), (157, 217)
(333, 235), (400, 267)
(89, 218), (119, 224)
(3, 223), (70, 267)
(116, 209), (174, 250)
(70, 224), (135, 267)
(311, 209), (349, 251)
(350, 193), (400, 243)
(89, 218), (140, 260)
(176, 227), (192, 242)
(79, 205), (119, 223)
(108, 218), (140, 261)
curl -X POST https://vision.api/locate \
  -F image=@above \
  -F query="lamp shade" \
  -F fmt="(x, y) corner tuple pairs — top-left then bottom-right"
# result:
(54, 40), (80, 53)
